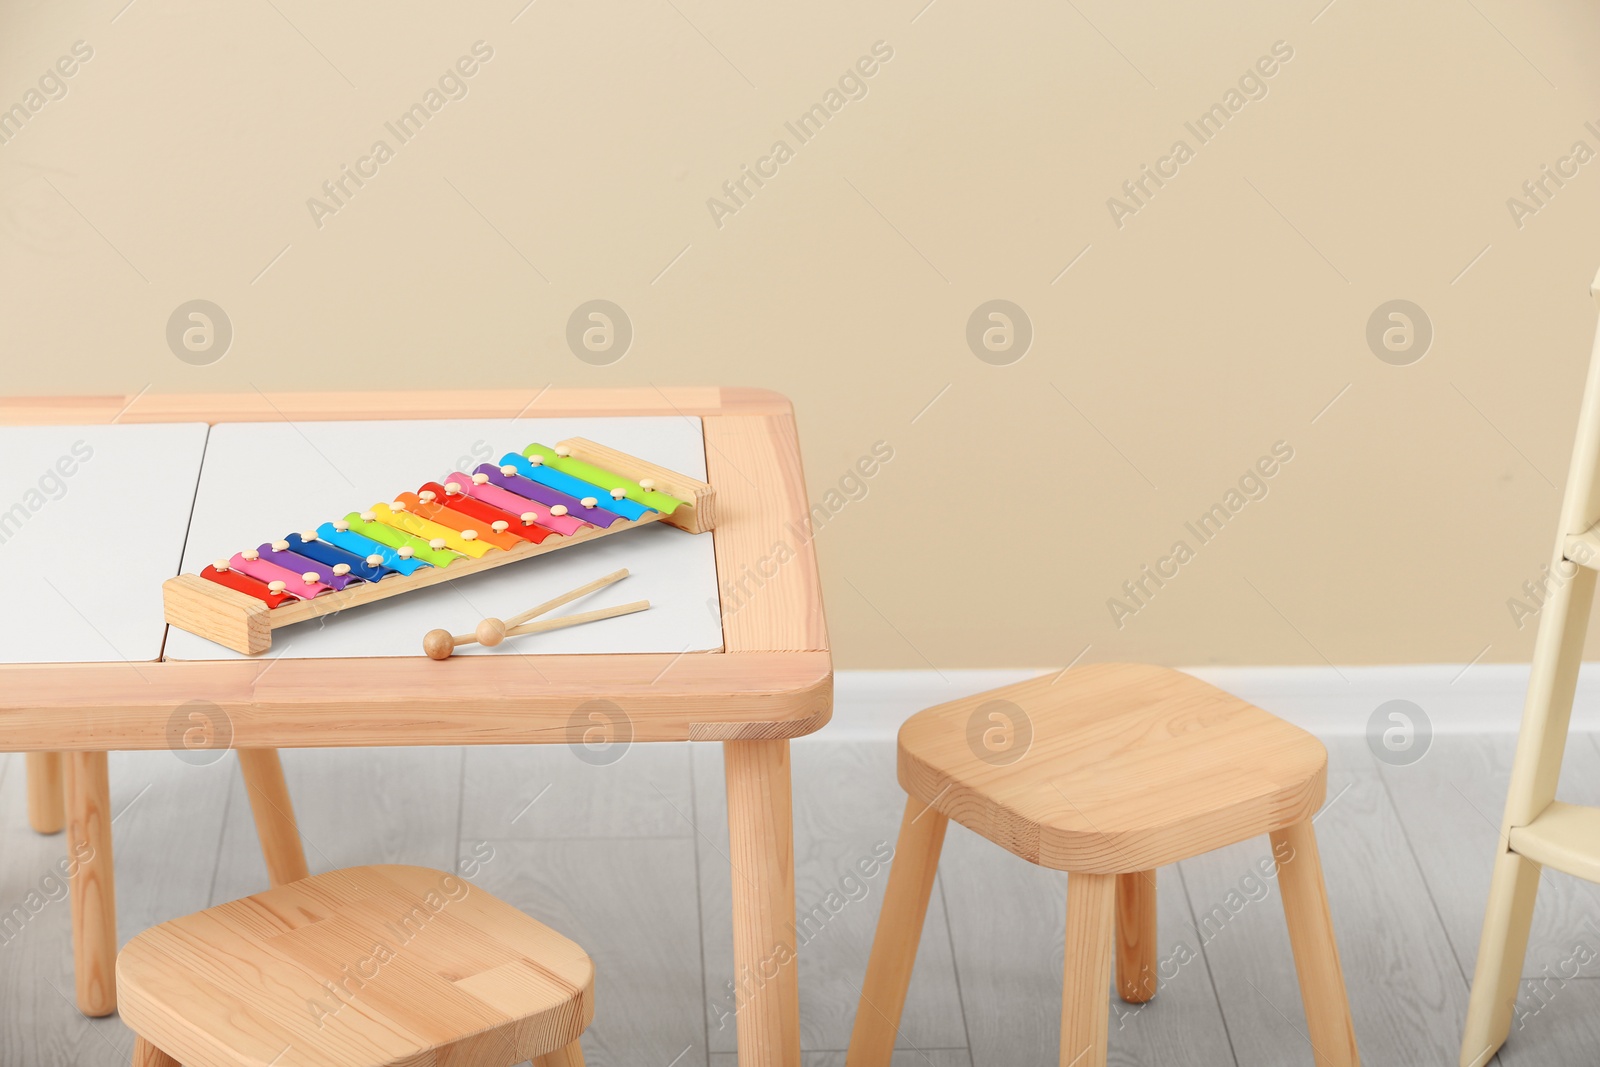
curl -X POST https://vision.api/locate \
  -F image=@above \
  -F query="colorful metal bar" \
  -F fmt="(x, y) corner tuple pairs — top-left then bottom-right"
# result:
(474, 464), (620, 528)
(371, 502), (496, 559)
(200, 563), (291, 608)
(448, 472), (583, 537)
(499, 451), (649, 521)
(395, 491), (522, 551)
(417, 482), (549, 544)
(256, 542), (361, 591)
(316, 521), (432, 577)
(229, 552), (329, 600)
(344, 512), (462, 568)
(285, 531), (392, 583)
(522, 442), (687, 514)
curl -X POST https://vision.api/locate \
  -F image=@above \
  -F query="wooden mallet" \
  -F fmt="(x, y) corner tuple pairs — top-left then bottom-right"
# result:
(423, 599), (649, 659)
(474, 567), (630, 647)
(423, 568), (640, 659)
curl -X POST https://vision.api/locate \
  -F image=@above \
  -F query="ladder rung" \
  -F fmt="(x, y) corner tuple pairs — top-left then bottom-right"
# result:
(1509, 801), (1600, 881)
(1564, 522), (1600, 567)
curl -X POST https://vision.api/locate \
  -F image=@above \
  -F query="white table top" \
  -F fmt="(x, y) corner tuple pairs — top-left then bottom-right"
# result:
(0, 423), (209, 664)
(4, 417), (724, 664)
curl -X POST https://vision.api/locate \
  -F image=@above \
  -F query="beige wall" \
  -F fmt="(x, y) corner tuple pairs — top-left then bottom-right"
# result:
(5, 0), (1600, 668)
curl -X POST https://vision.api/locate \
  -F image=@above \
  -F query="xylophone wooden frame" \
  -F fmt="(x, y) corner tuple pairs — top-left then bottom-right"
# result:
(162, 435), (718, 654)
(0, 387), (830, 1067)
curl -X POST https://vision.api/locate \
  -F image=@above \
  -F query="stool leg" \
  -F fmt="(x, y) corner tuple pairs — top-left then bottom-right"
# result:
(535, 1041), (586, 1066)
(237, 749), (310, 886)
(1271, 820), (1359, 1067)
(132, 1035), (179, 1067)
(847, 797), (949, 1066)
(1115, 870), (1158, 1004)
(27, 752), (65, 834)
(66, 751), (117, 1017)
(1061, 872), (1116, 1067)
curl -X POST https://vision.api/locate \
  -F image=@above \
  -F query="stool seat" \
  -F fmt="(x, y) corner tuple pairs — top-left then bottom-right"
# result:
(117, 865), (593, 1067)
(897, 662), (1327, 872)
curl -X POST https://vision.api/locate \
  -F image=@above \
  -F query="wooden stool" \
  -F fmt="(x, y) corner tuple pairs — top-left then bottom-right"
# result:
(117, 865), (593, 1067)
(846, 664), (1359, 1067)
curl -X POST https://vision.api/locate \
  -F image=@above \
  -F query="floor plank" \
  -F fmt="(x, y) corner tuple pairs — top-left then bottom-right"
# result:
(1180, 737), (1464, 1066)
(460, 741), (693, 841)
(1495, 977), (1600, 1065)
(938, 819), (1236, 1066)
(469, 836), (706, 1067)
(693, 741), (968, 1055)
(0, 753), (130, 1067)
(211, 746), (463, 903)
(1379, 732), (1600, 981)
(104, 750), (235, 940)
(710, 1052), (972, 1066)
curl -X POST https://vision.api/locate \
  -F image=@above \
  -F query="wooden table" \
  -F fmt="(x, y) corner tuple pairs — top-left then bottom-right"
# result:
(0, 388), (830, 1067)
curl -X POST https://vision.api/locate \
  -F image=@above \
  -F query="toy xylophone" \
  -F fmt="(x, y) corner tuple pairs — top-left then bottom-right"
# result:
(162, 437), (715, 654)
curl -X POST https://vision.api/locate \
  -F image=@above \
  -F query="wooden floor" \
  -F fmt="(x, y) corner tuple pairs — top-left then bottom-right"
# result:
(5, 734), (1600, 1065)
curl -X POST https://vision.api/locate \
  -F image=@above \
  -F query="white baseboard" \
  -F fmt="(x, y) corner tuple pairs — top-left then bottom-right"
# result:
(814, 665), (1600, 741)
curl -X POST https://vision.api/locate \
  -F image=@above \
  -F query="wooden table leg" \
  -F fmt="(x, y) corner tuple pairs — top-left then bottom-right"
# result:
(724, 738), (801, 1067)
(132, 1035), (180, 1066)
(847, 796), (947, 1066)
(237, 749), (310, 886)
(1061, 871), (1116, 1067)
(66, 751), (117, 1017)
(1271, 820), (1360, 1067)
(26, 751), (65, 834)
(1115, 869), (1158, 1004)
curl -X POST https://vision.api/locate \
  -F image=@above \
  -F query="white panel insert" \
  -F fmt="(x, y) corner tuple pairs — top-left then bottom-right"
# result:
(0, 422), (209, 664)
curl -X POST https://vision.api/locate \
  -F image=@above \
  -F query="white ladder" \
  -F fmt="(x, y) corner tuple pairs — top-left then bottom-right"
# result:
(1462, 269), (1600, 1065)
